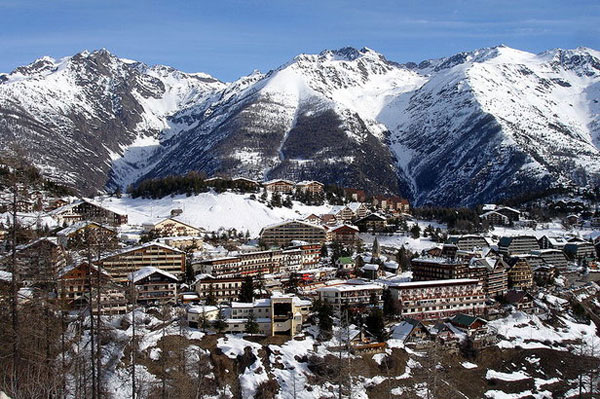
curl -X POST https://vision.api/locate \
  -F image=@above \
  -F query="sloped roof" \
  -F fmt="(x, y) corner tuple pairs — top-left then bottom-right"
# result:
(129, 266), (178, 283)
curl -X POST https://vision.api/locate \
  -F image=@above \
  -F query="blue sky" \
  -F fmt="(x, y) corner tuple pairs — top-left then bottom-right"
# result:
(1, 0), (599, 81)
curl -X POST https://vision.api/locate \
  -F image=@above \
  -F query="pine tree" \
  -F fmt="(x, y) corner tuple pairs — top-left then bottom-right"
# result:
(318, 302), (333, 340)
(214, 308), (227, 333)
(239, 276), (254, 303)
(382, 288), (399, 318)
(366, 308), (387, 342)
(244, 311), (260, 335)
(410, 224), (421, 239)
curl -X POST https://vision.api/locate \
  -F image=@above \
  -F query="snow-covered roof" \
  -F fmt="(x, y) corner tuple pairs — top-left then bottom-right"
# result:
(316, 283), (382, 293)
(330, 224), (360, 233)
(0, 270), (12, 282)
(361, 263), (379, 271)
(102, 241), (184, 260)
(187, 305), (219, 314)
(263, 179), (294, 185)
(296, 180), (323, 186)
(129, 266), (178, 283)
(57, 220), (116, 236)
(346, 202), (364, 212)
(261, 219), (326, 232)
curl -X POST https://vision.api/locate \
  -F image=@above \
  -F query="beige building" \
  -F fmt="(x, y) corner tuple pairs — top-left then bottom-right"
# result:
(260, 220), (327, 247)
(263, 179), (295, 193)
(99, 242), (185, 282)
(225, 293), (312, 336)
(507, 258), (534, 289)
(316, 283), (383, 312)
(142, 218), (202, 237)
(296, 180), (324, 194)
(389, 279), (486, 320)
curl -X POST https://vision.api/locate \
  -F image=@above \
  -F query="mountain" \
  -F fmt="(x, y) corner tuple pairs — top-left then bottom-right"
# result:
(1, 45), (599, 205)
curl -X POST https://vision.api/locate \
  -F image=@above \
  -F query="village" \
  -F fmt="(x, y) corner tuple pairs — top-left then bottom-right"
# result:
(1, 171), (600, 398)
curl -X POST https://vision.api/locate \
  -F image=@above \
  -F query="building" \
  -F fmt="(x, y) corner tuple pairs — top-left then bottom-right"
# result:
(187, 305), (220, 328)
(260, 220), (327, 247)
(195, 276), (244, 303)
(263, 179), (295, 193)
(504, 290), (536, 313)
(142, 218), (202, 237)
(296, 180), (324, 194)
(72, 199), (128, 225)
(91, 288), (129, 315)
(564, 242), (596, 262)
(446, 235), (491, 251)
(506, 258), (533, 289)
(372, 196), (410, 213)
(232, 177), (261, 191)
(495, 206), (521, 221)
(389, 279), (486, 320)
(498, 236), (540, 256)
(56, 221), (118, 248)
(99, 243), (185, 282)
(354, 213), (387, 232)
(468, 257), (508, 298)
(530, 249), (569, 269)
(57, 262), (112, 304)
(225, 294), (312, 336)
(6, 237), (67, 282)
(316, 283), (383, 313)
(193, 245), (320, 279)
(328, 224), (360, 245)
(329, 205), (356, 223)
(538, 235), (568, 250)
(344, 188), (367, 202)
(346, 202), (369, 219)
(411, 257), (469, 281)
(129, 266), (179, 305)
(479, 211), (509, 226)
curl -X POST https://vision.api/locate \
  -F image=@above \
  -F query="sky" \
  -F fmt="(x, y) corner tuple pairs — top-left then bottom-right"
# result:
(1, 0), (599, 81)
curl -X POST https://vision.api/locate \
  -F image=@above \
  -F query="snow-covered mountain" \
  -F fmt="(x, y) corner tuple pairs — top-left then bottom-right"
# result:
(1, 45), (599, 205)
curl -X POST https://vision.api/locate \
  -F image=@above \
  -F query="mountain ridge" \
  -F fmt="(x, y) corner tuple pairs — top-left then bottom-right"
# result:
(1, 45), (599, 206)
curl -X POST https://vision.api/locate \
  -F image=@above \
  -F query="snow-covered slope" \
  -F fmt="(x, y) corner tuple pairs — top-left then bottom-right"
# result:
(1, 45), (599, 205)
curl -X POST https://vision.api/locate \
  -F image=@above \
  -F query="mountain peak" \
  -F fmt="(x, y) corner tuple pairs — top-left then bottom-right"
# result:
(318, 46), (384, 62)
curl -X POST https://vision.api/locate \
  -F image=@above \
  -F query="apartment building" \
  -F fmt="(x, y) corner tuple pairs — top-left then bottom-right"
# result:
(57, 262), (112, 304)
(446, 235), (491, 250)
(411, 257), (469, 281)
(224, 294), (312, 336)
(498, 236), (540, 256)
(468, 257), (508, 298)
(99, 242), (185, 282)
(389, 279), (486, 320)
(195, 276), (244, 302)
(507, 258), (534, 289)
(142, 217), (202, 237)
(263, 179), (295, 193)
(316, 283), (383, 312)
(129, 266), (179, 305)
(260, 220), (327, 247)
(296, 180), (324, 194)
(530, 249), (569, 269)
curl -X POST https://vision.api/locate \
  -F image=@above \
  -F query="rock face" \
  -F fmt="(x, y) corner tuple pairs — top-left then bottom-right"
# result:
(1, 45), (599, 205)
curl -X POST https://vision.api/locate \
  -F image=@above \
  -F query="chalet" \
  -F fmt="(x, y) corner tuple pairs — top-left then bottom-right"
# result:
(296, 180), (324, 194)
(57, 262), (113, 305)
(328, 224), (360, 245)
(260, 220), (327, 247)
(72, 199), (128, 225)
(263, 179), (295, 193)
(538, 235), (567, 250)
(448, 314), (493, 344)
(390, 318), (430, 348)
(498, 235), (540, 256)
(360, 263), (382, 280)
(56, 220), (118, 248)
(495, 206), (520, 221)
(319, 214), (338, 225)
(389, 279), (486, 320)
(479, 211), (509, 226)
(45, 198), (69, 211)
(354, 213), (387, 232)
(468, 257), (509, 298)
(329, 205), (355, 222)
(99, 242), (185, 282)
(4, 237), (68, 282)
(90, 288), (128, 315)
(158, 236), (203, 250)
(346, 202), (369, 219)
(317, 283), (383, 313)
(129, 266), (179, 305)
(142, 217), (202, 237)
(506, 258), (533, 289)
(231, 177), (261, 191)
(504, 290), (536, 313)
(204, 176), (228, 185)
